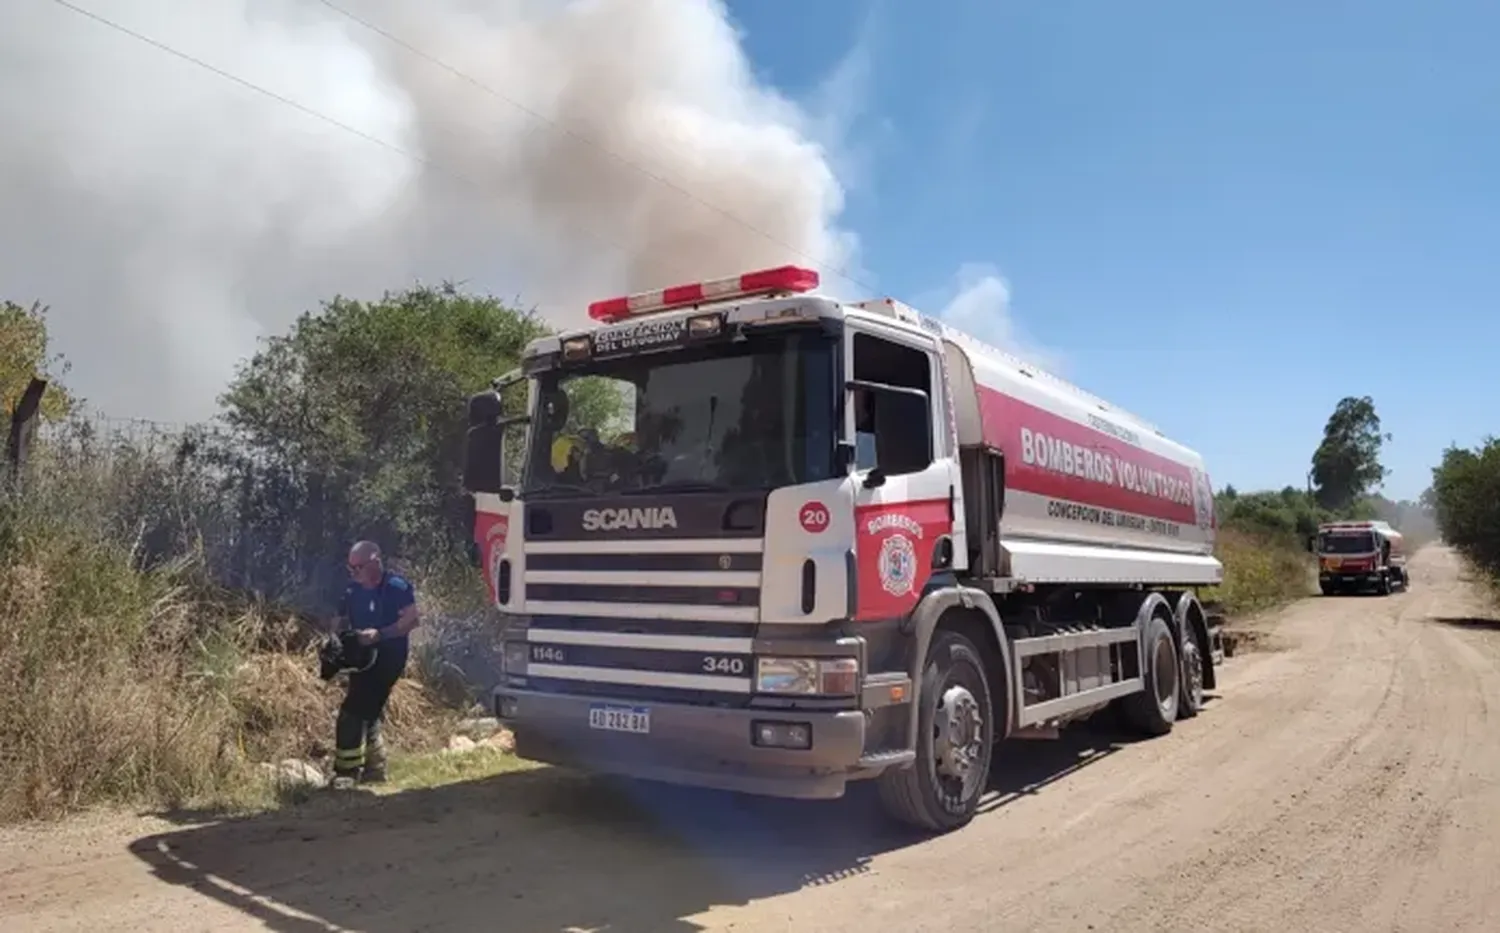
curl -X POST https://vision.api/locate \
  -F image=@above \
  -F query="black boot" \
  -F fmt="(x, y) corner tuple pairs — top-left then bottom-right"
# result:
(333, 706), (367, 789)
(360, 721), (388, 784)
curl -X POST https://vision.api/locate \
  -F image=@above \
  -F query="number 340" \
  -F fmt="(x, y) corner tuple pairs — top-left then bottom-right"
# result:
(702, 656), (746, 675)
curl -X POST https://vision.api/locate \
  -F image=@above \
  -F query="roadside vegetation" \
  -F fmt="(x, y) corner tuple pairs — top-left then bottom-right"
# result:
(1427, 436), (1500, 602)
(0, 291), (570, 822)
(0, 296), (1440, 823)
(1204, 395), (1435, 618)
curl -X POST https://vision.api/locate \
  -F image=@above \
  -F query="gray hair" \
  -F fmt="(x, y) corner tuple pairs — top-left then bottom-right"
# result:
(348, 540), (382, 563)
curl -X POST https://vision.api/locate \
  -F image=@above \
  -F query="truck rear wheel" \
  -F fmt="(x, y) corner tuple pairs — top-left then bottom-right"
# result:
(1121, 613), (1179, 737)
(1177, 623), (1205, 720)
(877, 629), (995, 833)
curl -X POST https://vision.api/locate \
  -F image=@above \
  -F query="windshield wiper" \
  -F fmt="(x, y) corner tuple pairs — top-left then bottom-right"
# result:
(622, 480), (731, 495)
(523, 482), (597, 499)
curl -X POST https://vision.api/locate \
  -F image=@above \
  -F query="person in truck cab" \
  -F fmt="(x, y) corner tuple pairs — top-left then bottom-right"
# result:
(330, 540), (421, 789)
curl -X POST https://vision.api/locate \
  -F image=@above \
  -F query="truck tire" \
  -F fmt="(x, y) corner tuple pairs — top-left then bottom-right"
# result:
(1177, 623), (1205, 720)
(1319, 582), (1335, 596)
(1122, 613), (1179, 737)
(1377, 573), (1392, 596)
(877, 629), (995, 834)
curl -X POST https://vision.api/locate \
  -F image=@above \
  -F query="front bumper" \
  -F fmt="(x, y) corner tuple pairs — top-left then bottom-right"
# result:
(1319, 570), (1382, 583)
(493, 687), (874, 799)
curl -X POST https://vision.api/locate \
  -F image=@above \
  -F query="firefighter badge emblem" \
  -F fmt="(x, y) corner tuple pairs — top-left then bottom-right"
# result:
(878, 534), (918, 597)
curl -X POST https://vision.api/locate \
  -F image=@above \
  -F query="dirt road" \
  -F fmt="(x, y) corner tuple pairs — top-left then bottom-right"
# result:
(5, 545), (1500, 933)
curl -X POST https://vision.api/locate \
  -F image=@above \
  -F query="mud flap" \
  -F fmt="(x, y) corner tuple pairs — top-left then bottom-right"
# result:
(1208, 617), (1226, 665)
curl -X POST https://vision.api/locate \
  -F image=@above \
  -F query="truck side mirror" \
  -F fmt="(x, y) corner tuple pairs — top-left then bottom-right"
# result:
(845, 380), (932, 485)
(835, 441), (856, 474)
(463, 391), (507, 494)
(464, 422), (504, 494)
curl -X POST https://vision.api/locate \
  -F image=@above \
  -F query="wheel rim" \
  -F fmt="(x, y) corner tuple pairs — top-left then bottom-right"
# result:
(933, 682), (986, 800)
(1182, 636), (1203, 707)
(1153, 632), (1179, 714)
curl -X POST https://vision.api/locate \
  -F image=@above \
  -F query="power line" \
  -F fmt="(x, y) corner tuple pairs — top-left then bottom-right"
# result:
(312, 0), (871, 292)
(47, 0), (445, 180)
(46, 0), (875, 296)
(45, 0), (646, 266)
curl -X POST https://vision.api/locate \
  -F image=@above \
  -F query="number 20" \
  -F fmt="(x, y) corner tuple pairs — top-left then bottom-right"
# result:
(702, 656), (745, 675)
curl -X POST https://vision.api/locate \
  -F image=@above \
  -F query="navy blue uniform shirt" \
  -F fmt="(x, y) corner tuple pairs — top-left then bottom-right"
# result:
(341, 571), (416, 665)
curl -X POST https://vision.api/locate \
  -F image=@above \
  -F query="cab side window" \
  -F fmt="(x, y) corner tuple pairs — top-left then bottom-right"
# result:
(851, 334), (935, 477)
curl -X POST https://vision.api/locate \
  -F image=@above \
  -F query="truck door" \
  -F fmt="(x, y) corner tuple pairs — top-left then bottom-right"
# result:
(845, 323), (962, 622)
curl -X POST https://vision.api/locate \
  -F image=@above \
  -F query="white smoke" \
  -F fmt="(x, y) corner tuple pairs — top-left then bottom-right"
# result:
(936, 262), (1066, 376)
(0, 0), (861, 420)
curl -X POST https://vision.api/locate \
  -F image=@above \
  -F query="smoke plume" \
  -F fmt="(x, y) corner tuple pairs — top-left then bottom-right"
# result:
(0, 0), (859, 420)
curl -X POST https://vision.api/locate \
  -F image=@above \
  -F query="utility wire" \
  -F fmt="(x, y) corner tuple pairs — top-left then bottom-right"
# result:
(47, 0), (874, 296)
(48, 0), (442, 180)
(44, 0), (651, 267)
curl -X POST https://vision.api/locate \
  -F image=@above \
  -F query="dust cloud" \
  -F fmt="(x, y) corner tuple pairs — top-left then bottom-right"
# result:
(0, 0), (859, 421)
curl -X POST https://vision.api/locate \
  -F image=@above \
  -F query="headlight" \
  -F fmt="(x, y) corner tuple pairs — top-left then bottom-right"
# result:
(755, 657), (858, 695)
(503, 641), (528, 674)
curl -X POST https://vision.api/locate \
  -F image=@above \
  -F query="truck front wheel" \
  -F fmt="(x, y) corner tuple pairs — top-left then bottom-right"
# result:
(877, 629), (995, 833)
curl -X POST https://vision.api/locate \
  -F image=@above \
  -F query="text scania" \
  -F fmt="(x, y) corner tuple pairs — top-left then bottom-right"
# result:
(581, 507), (679, 532)
(1020, 427), (1193, 507)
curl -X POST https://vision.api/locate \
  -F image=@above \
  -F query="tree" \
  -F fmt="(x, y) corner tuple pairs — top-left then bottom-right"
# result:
(1309, 395), (1390, 512)
(1215, 487), (1332, 540)
(0, 301), (75, 420)
(214, 282), (618, 601)
(1428, 438), (1500, 580)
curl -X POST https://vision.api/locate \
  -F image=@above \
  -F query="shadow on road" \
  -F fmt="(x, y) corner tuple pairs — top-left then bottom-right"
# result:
(125, 717), (1159, 932)
(1428, 615), (1500, 632)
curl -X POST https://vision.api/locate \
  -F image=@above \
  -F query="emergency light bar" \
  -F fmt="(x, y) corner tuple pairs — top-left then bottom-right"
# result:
(587, 265), (820, 323)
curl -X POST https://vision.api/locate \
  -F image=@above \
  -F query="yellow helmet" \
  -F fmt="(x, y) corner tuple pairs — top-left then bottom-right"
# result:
(550, 435), (583, 473)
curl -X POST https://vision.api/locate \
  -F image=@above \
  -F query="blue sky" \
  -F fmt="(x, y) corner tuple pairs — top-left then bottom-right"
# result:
(724, 0), (1498, 502)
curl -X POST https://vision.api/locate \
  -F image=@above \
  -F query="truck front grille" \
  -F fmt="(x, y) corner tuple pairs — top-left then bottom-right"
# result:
(510, 538), (764, 702)
(505, 615), (758, 705)
(520, 538), (763, 622)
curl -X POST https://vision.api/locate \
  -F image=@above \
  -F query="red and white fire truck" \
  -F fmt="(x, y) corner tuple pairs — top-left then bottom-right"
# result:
(1312, 519), (1409, 596)
(463, 264), (1226, 832)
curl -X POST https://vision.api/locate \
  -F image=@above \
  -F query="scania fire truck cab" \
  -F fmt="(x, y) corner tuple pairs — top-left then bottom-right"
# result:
(463, 264), (1225, 833)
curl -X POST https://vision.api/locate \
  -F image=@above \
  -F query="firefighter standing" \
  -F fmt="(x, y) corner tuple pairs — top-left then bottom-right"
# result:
(331, 540), (421, 789)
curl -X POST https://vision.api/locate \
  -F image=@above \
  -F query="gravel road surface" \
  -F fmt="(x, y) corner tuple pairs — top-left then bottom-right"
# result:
(4, 545), (1499, 932)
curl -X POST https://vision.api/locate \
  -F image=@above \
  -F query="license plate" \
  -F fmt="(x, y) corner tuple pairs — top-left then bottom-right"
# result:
(588, 704), (650, 734)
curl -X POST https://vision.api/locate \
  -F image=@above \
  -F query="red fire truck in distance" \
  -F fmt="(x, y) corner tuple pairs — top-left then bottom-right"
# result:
(1312, 520), (1409, 596)
(463, 264), (1226, 833)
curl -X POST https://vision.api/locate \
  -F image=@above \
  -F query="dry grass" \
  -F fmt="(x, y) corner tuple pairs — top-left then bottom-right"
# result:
(1205, 526), (1317, 617)
(0, 497), (468, 824)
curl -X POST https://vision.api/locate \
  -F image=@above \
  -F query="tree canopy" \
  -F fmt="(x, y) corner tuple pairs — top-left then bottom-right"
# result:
(215, 282), (617, 600)
(1428, 437), (1500, 579)
(0, 301), (75, 421)
(1310, 395), (1390, 512)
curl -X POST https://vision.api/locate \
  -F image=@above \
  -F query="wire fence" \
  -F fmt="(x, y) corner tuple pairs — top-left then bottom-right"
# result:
(21, 406), (484, 625)
(38, 413), (193, 451)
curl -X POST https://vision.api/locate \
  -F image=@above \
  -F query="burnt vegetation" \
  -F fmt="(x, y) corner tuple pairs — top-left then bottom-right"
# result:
(0, 288), (617, 821)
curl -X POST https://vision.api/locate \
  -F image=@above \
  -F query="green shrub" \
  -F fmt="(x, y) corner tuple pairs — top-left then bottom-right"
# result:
(1203, 526), (1315, 616)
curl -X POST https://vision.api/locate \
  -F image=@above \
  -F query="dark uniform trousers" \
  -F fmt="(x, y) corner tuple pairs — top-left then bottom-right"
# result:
(334, 647), (406, 780)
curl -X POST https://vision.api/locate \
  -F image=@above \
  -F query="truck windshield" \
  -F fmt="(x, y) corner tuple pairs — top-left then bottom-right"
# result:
(1320, 532), (1376, 554)
(521, 328), (837, 497)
